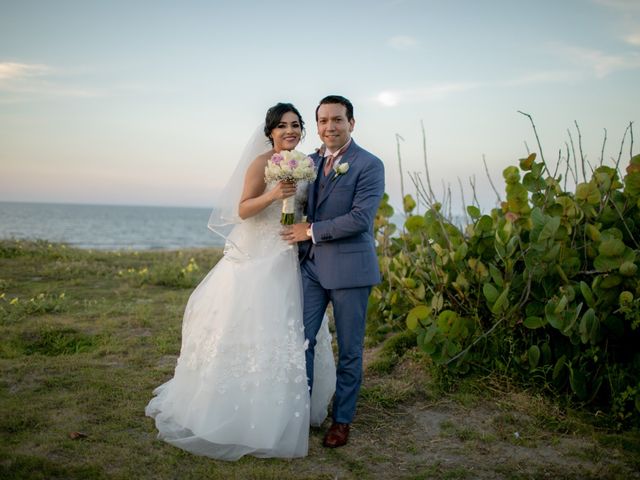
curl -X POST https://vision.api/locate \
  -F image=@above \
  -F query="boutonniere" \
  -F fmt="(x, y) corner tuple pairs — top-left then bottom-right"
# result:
(332, 162), (350, 181)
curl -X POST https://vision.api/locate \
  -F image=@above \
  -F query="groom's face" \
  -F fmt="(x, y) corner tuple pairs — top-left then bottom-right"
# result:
(316, 103), (355, 151)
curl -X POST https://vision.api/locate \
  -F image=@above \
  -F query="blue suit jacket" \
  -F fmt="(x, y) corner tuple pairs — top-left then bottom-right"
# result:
(300, 140), (385, 290)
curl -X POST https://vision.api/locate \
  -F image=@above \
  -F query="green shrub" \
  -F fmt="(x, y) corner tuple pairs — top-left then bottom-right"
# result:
(371, 149), (640, 427)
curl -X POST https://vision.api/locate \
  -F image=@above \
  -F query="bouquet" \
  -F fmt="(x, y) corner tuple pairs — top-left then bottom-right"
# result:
(264, 150), (316, 225)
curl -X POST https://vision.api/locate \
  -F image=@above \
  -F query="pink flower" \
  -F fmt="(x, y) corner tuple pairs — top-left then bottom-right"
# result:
(271, 153), (283, 165)
(288, 159), (298, 169)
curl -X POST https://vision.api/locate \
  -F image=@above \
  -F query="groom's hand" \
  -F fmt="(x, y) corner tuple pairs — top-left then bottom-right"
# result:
(281, 223), (311, 244)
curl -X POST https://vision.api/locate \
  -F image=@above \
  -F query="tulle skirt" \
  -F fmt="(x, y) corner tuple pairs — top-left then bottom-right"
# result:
(146, 238), (335, 460)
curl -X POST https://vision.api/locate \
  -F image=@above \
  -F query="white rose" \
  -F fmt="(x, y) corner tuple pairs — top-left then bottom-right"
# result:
(336, 163), (350, 175)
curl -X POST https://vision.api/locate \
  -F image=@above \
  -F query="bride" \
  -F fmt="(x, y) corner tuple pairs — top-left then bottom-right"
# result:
(145, 103), (335, 460)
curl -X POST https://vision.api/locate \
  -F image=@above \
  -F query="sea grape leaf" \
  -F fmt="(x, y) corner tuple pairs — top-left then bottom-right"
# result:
(528, 345), (541, 368)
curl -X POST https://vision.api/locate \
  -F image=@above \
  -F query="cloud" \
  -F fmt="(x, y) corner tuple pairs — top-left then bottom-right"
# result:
(374, 70), (581, 107)
(560, 46), (640, 77)
(625, 31), (640, 46)
(500, 70), (579, 87)
(375, 82), (480, 107)
(592, 0), (640, 10)
(591, 0), (640, 48)
(0, 61), (104, 99)
(5, 84), (104, 98)
(388, 35), (418, 50)
(0, 62), (49, 81)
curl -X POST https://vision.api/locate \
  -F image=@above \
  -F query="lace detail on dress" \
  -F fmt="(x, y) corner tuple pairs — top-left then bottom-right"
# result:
(179, 307), (307, 392)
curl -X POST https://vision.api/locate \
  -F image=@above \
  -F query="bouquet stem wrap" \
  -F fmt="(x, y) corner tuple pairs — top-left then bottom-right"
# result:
(281, 196), (295, 225)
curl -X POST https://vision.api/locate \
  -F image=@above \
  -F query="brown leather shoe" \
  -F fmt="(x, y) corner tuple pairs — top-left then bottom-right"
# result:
(323, 422), (350, 448)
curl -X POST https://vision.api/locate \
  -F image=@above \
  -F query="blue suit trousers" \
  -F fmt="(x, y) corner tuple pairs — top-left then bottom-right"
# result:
(301, 256), (371, 424)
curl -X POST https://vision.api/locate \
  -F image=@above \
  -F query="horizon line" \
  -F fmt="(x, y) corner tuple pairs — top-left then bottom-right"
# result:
(0, 199), (213, 210)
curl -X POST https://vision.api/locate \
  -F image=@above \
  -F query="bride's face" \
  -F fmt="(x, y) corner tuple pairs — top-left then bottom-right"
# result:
(271, 111), (302, 152)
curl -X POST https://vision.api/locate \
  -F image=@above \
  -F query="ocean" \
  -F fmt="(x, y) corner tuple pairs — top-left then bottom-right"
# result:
(0, 201), (445, 251)
(0, 202), (224, 250)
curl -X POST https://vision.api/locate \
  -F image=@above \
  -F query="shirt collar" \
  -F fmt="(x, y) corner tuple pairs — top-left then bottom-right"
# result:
(324, 138), (352, 159)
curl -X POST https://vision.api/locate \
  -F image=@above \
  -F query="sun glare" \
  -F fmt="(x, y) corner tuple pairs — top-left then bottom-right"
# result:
(377, 91), (398, 107)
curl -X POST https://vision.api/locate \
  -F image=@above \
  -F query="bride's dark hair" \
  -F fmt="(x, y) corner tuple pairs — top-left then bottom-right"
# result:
(264, 103), (305, 146)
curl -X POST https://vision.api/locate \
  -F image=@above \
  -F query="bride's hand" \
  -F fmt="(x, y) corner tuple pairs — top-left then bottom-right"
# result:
(270, 181), (296, 201)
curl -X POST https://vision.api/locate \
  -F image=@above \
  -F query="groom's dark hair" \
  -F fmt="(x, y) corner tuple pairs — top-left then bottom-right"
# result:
(315, 95), (354, 121)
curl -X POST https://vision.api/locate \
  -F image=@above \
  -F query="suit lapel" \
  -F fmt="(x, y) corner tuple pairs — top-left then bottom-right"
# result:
(307, 152), (324, 220)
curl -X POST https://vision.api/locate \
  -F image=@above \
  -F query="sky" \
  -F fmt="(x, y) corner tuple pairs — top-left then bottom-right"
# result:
(1, 0), (638, 213)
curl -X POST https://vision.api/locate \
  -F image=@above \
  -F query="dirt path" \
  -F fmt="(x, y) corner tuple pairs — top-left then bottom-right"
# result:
(290, 352), (640, 479)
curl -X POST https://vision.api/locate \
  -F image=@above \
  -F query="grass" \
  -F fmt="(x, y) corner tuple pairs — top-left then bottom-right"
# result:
(1, 239), (639, 479)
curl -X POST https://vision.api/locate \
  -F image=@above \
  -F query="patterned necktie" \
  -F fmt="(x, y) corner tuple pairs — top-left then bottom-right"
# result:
(323, 143), (349, 176)
(323, 154), (336, 176)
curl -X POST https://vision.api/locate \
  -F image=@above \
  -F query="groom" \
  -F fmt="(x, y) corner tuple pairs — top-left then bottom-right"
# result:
(284, 95), (385, 447)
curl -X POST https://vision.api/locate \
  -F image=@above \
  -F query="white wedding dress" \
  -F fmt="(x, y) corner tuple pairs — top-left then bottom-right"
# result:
(145, 182), (335, 460)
